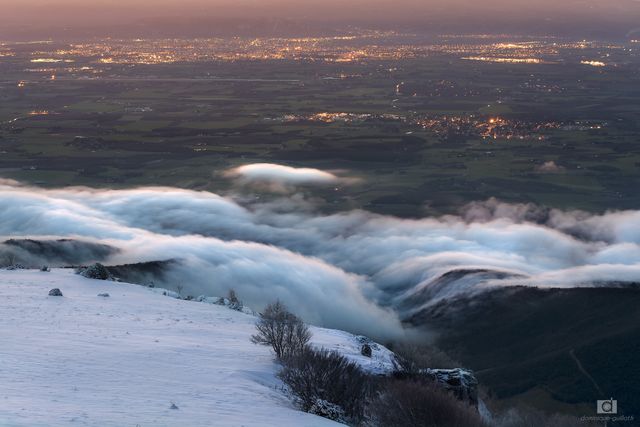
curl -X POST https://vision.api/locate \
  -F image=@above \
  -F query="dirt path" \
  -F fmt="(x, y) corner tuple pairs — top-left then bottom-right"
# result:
(570, 348), (605, 397)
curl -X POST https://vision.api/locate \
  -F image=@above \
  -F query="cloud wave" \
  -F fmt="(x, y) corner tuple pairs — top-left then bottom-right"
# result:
(2, 180), (640, 339)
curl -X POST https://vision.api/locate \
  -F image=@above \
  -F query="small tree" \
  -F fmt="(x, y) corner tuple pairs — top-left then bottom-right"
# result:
(78, 263), (111, 280)
(227, 289), (243, 311)
(251, 301), (311, 360)
(2, 252), (16, 268)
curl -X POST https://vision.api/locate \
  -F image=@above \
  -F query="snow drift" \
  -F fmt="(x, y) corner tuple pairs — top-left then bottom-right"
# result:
(0, 269), (395, 426)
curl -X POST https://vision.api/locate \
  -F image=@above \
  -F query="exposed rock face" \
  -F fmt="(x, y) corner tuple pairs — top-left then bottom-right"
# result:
(423, 368), (478, 406)
(48, 288), (63, 296)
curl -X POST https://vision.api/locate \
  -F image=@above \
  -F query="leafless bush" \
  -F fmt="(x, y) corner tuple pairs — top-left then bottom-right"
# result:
(251, 301), (311, 360)
(1, 252), (17, 268)
(227, 289), (243, 311)
(368, 378), (487, 427)
(279, 347), (372, 423)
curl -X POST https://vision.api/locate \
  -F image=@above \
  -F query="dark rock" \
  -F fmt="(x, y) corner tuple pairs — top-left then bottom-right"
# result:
(361, 344), (373, 358)
(97, 293), (110, 298)
(355, 335), (379, 350)
(48, 288), (63, 297)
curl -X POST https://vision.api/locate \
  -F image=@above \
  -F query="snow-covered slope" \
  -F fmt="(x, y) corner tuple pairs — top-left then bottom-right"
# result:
(0, 269), (395, 427)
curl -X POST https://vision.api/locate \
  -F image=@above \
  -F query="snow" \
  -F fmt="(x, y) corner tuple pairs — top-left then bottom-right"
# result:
(0, 269), (394, 427)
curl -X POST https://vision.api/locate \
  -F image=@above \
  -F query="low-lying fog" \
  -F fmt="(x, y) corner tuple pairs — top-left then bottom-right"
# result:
(2, 164), (640, 340)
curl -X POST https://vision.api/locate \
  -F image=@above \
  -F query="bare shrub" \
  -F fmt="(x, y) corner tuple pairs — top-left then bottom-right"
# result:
(251, 301), (311, 360)
(1, 252), (17, 268)
(279, 347), (372, 423)
(368, 378), (487, 427)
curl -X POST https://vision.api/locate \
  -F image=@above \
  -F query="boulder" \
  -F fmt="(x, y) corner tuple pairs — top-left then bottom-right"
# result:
(48, 288), (63, 297)
(355, 335), (380, 350)
(361, 344), (373, 358)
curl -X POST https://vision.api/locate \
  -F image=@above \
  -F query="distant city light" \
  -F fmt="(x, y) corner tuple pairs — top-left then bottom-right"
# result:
(462, 56), (543, 64)
(580, 60), (606, 67)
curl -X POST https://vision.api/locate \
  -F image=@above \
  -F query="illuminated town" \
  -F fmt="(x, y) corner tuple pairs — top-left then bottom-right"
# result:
(0, 32), (634, 74)
(274, 112), (606, 141)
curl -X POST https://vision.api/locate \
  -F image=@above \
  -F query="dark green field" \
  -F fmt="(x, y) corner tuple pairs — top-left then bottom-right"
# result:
(2, 40), (640, 216)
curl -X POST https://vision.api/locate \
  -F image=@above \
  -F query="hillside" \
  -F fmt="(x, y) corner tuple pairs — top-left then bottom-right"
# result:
(410, 285), (640, 416)
(0, 269), (395, 427)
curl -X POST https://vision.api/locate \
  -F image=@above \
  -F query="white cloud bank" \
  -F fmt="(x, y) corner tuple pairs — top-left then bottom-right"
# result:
(225, 163), (358, 192)
(228, 163), (338, 183)
(1, 178), (640, 338)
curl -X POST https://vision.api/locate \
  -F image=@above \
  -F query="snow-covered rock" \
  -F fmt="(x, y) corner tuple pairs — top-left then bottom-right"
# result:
(310, 332), (396, 376)
(423, 368), (479, 406)
(0, 269), (395, 426)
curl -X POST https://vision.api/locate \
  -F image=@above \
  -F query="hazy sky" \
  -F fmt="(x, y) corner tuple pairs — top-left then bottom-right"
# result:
(1, 0), (640, 38)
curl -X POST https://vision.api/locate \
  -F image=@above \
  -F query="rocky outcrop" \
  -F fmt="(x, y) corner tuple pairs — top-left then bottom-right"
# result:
(423, 368), (479, 406)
